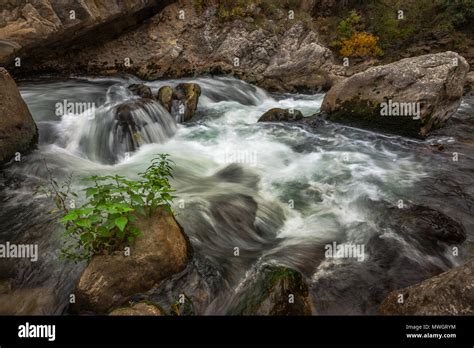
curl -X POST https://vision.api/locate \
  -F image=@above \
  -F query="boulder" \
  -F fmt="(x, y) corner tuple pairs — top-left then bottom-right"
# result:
(258, 108), (303, 122)
(227, 264), (312, 315)
(0, 287), (58, 315)
(0, 68), (37, 164)
(128, 84), (153, 99)
(109, 302), (163, 316)
(321, 52), (469, 138)
(379, 258), (474, 315)
(156, 85), (174, 112)
(174, 83), (201, 122)
(71, 209), (191, 314)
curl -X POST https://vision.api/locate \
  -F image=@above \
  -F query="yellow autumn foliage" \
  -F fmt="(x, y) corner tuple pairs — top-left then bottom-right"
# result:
(339, 32), (383, 58)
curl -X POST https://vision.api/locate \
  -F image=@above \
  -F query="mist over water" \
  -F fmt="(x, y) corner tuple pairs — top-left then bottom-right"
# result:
(1, 76), (472, 315)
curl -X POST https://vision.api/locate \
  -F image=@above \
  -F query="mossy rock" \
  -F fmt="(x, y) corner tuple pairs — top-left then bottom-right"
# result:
(128, 84), (153, 99)
(328, 97), (424, 138)
(157, 85), (173, 112)
(174, 83), (201, 122)
(109, 301), (163, 316)
(227, 264), (312, 315)
(258, 108), (303, 122)
(170, 294), (195, 316)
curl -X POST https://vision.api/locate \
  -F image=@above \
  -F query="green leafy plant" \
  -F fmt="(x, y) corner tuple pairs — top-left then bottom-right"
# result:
(442, 0), (474, 27)
(45, 155), (175, 262)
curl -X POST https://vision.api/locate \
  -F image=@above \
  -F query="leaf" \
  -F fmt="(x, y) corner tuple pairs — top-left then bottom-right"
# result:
(60, 212), (78, 222)
(114, 216), (128, 232)
(80, 233), (94, 243)
(85, 187), (98, 197)
(75, 218), (92, 228)
(131, 194), (144, 205)
(97, 226), (111, 237)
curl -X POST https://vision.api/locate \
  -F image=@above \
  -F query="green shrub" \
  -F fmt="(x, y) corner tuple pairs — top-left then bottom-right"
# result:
(442, 0), (474, 27)
(46, 154), (175, 262)
(216, 0), (260, 21)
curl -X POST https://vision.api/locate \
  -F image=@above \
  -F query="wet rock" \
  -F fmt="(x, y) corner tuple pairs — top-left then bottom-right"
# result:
(227, 264), (312, 315)
(258, 108), (303, 122)
(114, 102), (140, 154)
(157, 85), (173, 112)
(379, 258), (474, 315)
(170, 294), (195, 316)
(71, 209), (191, 314)
(374, 203), (466, 247)
(321, 52), (470, 138)
(128, 83), (153, 99)
(465, 71), (474, 96)
(0, 279), (13, 294)
(0, 287), (58, 315)
(0, 68), (37, 164)
(174, 83), (201, 122)
(109, 302), (163, 316)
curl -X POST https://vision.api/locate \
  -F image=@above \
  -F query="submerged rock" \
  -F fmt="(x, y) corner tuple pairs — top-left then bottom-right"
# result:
(321, 52), (469, 138)
(109, 302), (163, 316)
(379, 258), (474, 315)
(258, 108), (303, 122)
(128, 84), (153, 99)
(71, 209), (191, 314)
(374, 203), (467, 246)
(0, 68), (37, 164)
(227, 264), (312, 315)
(157, 85), (174, 112)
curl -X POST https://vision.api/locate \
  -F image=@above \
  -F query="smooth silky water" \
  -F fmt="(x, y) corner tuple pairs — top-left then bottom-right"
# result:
(1, 76), (472, 314)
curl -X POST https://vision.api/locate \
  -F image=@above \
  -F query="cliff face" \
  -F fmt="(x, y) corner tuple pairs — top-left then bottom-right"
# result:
(0, 0), (174, 67)
(4, 1), (341, 93)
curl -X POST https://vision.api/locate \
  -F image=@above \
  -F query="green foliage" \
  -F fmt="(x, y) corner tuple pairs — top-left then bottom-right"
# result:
(331, 10), (383, 58)
(216, 0), (259, 21)
(170, 294), (195, 316)
(442, 0), (474, 27)
(337, 10), (362, 39)
(330, 10), (362, 50)
(47, 154), (175, 262)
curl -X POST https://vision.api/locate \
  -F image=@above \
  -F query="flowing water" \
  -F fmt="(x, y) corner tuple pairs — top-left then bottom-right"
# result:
(0, 76), (473, 315)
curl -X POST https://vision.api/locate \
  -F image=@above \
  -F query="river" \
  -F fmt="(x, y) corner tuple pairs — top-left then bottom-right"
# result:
(0, 75), (472, 314)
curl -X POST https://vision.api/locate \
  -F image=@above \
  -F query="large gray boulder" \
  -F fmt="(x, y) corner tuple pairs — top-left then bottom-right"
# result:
(379, 258), (474, 315)
(71, 209), (191, 314)
(321, 52), (469, 138)
(0, 68), (37, 164)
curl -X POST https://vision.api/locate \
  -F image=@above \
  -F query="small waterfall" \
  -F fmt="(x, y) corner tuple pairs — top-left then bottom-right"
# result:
(58, 85), (177, 164)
